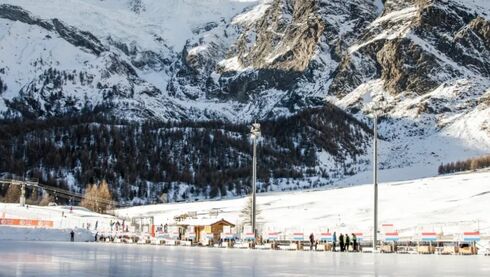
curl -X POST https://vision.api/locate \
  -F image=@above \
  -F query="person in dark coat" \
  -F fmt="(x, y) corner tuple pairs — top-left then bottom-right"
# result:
(70, 230), (75, 242)
(345, 234), (350, 252)
(95, 232), (98, 242)
(332, 232), (337, 252)
(309, 233), (315, 250)
(339, 233), (344, 252)
(352, 233), (357, 252)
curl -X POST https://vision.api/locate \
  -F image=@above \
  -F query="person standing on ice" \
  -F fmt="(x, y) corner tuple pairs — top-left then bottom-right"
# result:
(352, 233), (357, 252)
(345, 234), (350, 252)
(70, 230), (75, 242)
(339, 233), (344, 252)
(309, 233), (315, 250)
(332, 232), (337, 252)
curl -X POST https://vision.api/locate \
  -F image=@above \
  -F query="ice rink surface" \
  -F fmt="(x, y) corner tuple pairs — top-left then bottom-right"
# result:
(0, 241), (489, 276)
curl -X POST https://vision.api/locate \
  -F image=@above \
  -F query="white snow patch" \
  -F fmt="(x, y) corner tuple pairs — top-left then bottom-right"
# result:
(116, 170), (490, 237)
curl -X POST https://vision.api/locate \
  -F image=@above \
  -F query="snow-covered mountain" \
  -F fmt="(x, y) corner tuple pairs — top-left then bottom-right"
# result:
(0, 0), (489, 202)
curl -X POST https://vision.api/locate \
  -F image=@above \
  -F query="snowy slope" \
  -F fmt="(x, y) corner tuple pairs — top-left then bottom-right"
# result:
(0, 226), (93, 242)
(0, 204), (116, 231)
(0, 204), (119, 241)
(2, 0), (258, 51)
(1, 171), (488, 242)
(116, 170), (490, 238)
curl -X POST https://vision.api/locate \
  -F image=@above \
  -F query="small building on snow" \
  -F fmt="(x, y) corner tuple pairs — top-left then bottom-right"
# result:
(176, 218), (235, 243)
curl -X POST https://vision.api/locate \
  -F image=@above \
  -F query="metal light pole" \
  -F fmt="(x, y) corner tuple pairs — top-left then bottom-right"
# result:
(250, 123), (261, 235)
(20, 183), (26, 207)
(373, 113), (379, 251)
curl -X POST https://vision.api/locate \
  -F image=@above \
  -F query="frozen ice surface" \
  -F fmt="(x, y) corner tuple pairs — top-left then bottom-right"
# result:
(0, 241), (489, 276)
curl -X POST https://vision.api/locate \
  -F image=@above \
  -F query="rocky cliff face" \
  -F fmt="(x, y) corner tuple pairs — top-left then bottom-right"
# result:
(331, 0), (489, 97)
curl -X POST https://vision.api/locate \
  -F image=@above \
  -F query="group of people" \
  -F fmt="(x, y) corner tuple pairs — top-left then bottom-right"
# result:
(110, 220), (128, 232)
(308, 232), (360, 252)
(333, 232), (360, 252)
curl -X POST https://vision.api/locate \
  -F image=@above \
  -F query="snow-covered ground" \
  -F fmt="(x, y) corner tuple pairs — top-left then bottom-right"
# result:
(0, 226), (93, 242)
(0, 204), (116, 241)
(116, 170), (490, 240)
(2, 170), (488, 243)
(1, 0), (258, 51)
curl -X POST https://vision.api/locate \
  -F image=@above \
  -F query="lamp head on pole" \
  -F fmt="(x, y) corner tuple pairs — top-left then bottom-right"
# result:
(250, 123), (261, 139)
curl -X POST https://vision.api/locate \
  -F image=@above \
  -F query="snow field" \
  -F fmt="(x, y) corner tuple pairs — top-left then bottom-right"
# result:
(116, 170), (490, 241)
(0, 204), (117, 241)
(0, 226), (93, 242)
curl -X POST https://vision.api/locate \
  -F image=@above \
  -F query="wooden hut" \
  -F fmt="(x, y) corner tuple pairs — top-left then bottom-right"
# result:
(176, 218), (235, 244)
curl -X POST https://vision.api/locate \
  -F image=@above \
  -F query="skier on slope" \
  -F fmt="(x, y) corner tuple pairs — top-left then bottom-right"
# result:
(332, 232), (337, 252)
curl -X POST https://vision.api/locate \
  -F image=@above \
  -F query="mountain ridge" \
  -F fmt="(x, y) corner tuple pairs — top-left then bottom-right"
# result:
(0, 0), (489, 203)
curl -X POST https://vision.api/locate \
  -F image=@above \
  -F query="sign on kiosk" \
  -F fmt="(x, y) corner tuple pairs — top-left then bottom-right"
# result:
(221, 226), (234, 240)
(319, 232), (333, 242)
(243, 225), (255, 241)
(384, 232), (399, 242)
(463, 231), (480, 242)
(266, 232), (280, 241)
(421, 232), (437, 242)
(292, 232), (304, 241)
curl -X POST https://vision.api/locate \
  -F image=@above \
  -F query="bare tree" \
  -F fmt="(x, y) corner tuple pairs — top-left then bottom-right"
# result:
(39, 193), (54, 206)
(80, 180), (113, 213)
(240, 196), (262, 226)
(4, 185), (21, 203)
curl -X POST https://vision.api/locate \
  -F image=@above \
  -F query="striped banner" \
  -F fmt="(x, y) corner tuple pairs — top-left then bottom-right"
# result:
(384, 232), (399, 242)
(267, 232), (280, 241)
(243, 232), (255, 241)
(0, 218), (53, 228)
(319, 232), (333, 242)
(463, 231), (480, 242)
(421, 232), (437, 242)
(292, 232), (304, 241)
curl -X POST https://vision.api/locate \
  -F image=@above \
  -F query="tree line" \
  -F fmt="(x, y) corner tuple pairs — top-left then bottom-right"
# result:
(438, 154), (490, 174)
(0, 104), (371, 204)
